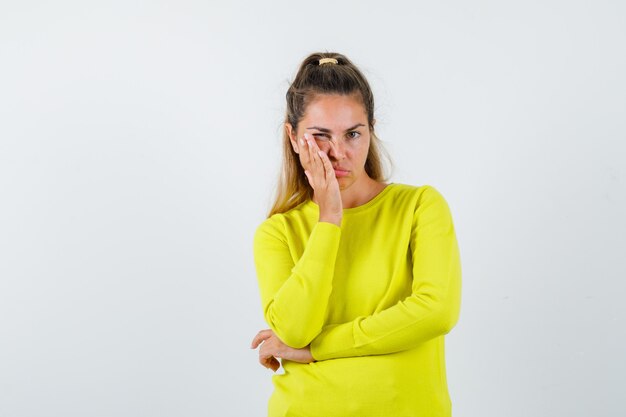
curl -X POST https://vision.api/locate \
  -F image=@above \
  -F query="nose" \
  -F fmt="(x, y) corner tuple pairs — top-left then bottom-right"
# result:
(328, 138), (346, 160)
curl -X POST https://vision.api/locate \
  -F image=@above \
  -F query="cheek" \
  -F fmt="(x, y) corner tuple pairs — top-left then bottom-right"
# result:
(358, 146), (370, 164)
(350, 140), (369, 156)
(315, 141), (332, 153)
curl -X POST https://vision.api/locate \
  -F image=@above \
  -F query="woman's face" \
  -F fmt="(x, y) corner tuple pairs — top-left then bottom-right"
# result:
(287, 93), (372, 191)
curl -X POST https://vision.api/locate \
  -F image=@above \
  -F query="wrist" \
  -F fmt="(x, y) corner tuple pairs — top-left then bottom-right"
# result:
(305, 345), (316, 363)
(319, 215), (342, 227)
(320, 217), (341, 227)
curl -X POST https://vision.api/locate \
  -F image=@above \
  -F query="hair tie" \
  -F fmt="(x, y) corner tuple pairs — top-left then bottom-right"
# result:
(318, 58), (338, 65)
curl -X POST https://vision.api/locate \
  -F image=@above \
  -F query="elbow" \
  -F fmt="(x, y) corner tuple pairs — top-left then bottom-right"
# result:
(430, 276), (462, 336)
(438, 308), (458, 335)
(268, 323), (319, 349)
(435, 298), (461, 335)
(264, 306), (321, 348)
(276, 331), (316, 349)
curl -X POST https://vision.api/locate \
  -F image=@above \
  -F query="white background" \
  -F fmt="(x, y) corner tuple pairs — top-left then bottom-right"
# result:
(1, 1), (624, 416)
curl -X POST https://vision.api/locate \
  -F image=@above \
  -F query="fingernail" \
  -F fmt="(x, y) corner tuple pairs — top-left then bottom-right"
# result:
(299, 138), (304, 146)
(303, 133), (309, 140)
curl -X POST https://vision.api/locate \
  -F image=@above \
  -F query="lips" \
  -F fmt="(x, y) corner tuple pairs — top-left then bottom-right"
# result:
(333, 166), (350, 178)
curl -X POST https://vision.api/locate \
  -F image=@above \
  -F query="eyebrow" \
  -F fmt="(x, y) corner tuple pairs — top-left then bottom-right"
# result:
(306, 123), (366, 133)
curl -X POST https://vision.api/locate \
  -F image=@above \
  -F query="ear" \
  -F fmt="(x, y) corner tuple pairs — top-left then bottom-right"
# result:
(285, 123), (299, 154)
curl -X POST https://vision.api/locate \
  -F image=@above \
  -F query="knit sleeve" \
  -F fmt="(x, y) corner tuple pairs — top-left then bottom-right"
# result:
(309, 186), (462, 360)
(253, 219), (341, 349)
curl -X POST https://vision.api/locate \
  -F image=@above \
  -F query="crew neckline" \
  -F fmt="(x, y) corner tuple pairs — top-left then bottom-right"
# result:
(305, 182), (396, 215)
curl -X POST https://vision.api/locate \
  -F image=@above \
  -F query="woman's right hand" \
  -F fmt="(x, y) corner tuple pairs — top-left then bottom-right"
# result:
(299, 133), (342, 226)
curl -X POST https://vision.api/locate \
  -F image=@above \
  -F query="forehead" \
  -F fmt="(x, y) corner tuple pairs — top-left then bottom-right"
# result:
(302, 94), (367, 128)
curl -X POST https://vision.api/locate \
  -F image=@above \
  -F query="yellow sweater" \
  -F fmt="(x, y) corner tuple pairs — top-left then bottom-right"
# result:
(253, 183), (462, 417)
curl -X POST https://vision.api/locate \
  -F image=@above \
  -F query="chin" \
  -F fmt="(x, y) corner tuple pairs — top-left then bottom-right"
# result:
(337, 178), (354, 191)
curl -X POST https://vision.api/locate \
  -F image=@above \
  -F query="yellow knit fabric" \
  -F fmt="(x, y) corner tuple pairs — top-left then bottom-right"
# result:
(253, 183), (462, 417)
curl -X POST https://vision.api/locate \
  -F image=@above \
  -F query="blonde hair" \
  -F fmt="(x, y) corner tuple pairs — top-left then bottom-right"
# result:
(268, 52), (391, 217)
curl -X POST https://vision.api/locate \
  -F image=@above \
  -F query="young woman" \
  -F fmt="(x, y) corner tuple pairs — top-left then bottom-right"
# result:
(250, 52), (462, 417)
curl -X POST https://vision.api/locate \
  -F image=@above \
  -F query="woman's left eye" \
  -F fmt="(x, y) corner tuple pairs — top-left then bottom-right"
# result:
(347, 131), (361, 139)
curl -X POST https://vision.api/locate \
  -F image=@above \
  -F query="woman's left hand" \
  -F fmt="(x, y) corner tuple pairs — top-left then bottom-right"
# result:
(251, 329), (315, 372)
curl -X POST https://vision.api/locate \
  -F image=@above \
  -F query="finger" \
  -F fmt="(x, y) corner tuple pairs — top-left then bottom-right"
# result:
(251, 329), (273, 349)
(299, 135), (310, 167)
(264, 355), (280, 372)
(306, 133), (321, 152)
(259, 355), (272, 369)
(305, 134), (321, 171)
(251, 329), (271, 349)
(318, 150), (334, 181)
(260, 354), (280, 372)
(269, 357), (280, 372)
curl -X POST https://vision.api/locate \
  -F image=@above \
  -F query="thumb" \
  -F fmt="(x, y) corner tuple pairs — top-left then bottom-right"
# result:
(251, 329), (272, 349)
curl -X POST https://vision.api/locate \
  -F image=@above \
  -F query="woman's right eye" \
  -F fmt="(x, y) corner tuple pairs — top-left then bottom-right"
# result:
(313, 134), (330, 141)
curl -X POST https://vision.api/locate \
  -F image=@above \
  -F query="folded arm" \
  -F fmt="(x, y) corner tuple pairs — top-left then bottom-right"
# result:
(253, 220), (341, 349)
(309, 187), (462, 360)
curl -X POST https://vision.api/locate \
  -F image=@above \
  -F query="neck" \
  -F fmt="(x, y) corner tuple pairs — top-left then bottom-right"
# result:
(314, 176), (387, 209)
